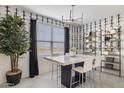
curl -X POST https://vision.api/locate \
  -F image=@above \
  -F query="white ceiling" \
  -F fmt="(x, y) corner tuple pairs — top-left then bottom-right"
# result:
(22, 5), (124, 23)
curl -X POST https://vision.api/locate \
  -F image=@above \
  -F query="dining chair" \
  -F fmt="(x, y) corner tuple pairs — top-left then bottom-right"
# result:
(51, 54), (61, 87)
(92, 55), (103, 87)
(50, 63), (61, 88)
(70, 55), (94, 88)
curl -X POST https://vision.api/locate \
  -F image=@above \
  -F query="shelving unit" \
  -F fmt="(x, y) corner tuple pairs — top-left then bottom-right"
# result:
(91, 22), (96, 55)
(83, 22), (97, 55)
(94, 21), (101, 55)
(94, 21), (97, 55)
(101, 14), (121, 77)
(84, 24), (91, 54)
(69, 13), (122, 77)
(99, 19), (102, 55)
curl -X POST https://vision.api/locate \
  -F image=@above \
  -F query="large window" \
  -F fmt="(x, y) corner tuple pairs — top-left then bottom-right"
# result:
(53, 27), (64, 42)
(37, 24), (51, 41)
(52, 27), (64, 55)
(37, 23), (64, 60)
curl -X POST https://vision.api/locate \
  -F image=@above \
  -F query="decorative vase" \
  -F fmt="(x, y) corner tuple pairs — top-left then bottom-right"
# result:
(69, 51), (76, 57)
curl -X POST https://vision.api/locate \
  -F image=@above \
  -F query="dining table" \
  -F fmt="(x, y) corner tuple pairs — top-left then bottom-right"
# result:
(44, 54), (88, 88)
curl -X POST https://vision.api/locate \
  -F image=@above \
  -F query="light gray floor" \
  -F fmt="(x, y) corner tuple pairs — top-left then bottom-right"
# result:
(1, 70), (124, 88)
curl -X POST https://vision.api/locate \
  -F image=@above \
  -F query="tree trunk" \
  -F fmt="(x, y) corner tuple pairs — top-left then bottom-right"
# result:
(15, 54), (19, 72)
(10, 54), (19, 72)
(10, 55), (15, 72)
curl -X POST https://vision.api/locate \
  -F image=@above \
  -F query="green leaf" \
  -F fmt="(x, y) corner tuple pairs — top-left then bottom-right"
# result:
(0, 15), (30, 56)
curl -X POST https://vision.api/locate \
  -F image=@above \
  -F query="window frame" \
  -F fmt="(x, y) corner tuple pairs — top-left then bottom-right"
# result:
(37, 22), (65, 56)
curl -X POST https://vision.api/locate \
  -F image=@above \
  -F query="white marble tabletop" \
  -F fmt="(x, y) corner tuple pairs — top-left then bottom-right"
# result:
(44, 54), (91, 66)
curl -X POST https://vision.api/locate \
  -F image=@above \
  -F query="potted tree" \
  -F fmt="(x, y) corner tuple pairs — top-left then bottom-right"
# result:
(0, 15), (29, 85)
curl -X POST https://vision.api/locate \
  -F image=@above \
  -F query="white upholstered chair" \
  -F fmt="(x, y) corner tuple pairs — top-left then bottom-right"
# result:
(70, 55), (95, 88)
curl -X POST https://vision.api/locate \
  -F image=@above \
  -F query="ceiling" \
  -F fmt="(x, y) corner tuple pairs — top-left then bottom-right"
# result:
(22, 5), (124, 23)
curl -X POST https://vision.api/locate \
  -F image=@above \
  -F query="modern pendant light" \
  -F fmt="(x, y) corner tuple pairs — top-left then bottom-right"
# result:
(62, 5), (83, 24)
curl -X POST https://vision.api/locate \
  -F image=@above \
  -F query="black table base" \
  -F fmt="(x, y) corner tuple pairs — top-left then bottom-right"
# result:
(61, 62), (86, 88)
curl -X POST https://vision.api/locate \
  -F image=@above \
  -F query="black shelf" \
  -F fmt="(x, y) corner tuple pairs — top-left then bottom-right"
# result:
(102, 60), (119, 64)
(101, 66), (120, 72)
(102, 39), (121, 42)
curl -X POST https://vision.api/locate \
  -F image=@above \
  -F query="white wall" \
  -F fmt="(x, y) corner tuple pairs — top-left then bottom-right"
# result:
(0, 54), (10, 83)
(0, 53), (53, 84)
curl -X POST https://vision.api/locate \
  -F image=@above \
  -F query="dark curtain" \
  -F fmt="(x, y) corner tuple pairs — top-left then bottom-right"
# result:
(64, 27), (70, 54)
(29, 19), (39, 78)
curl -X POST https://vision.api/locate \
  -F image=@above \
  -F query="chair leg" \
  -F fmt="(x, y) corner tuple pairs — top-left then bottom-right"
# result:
(79, 73), (81, 87)
(56, 64), (59, 86)
(70, 69), (73, 88)
(57, 64), (62, 87)
(59, 66), (61, 78)
(99, 68), (102, 88)
(80, 73), (84, 88)
(89, 71), (92, 88)
(92, 69), (95, 88)
(51, 64), (54, 80)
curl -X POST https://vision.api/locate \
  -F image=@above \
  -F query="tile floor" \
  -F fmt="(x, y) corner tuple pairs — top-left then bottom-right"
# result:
(1, 70), (124, 88)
